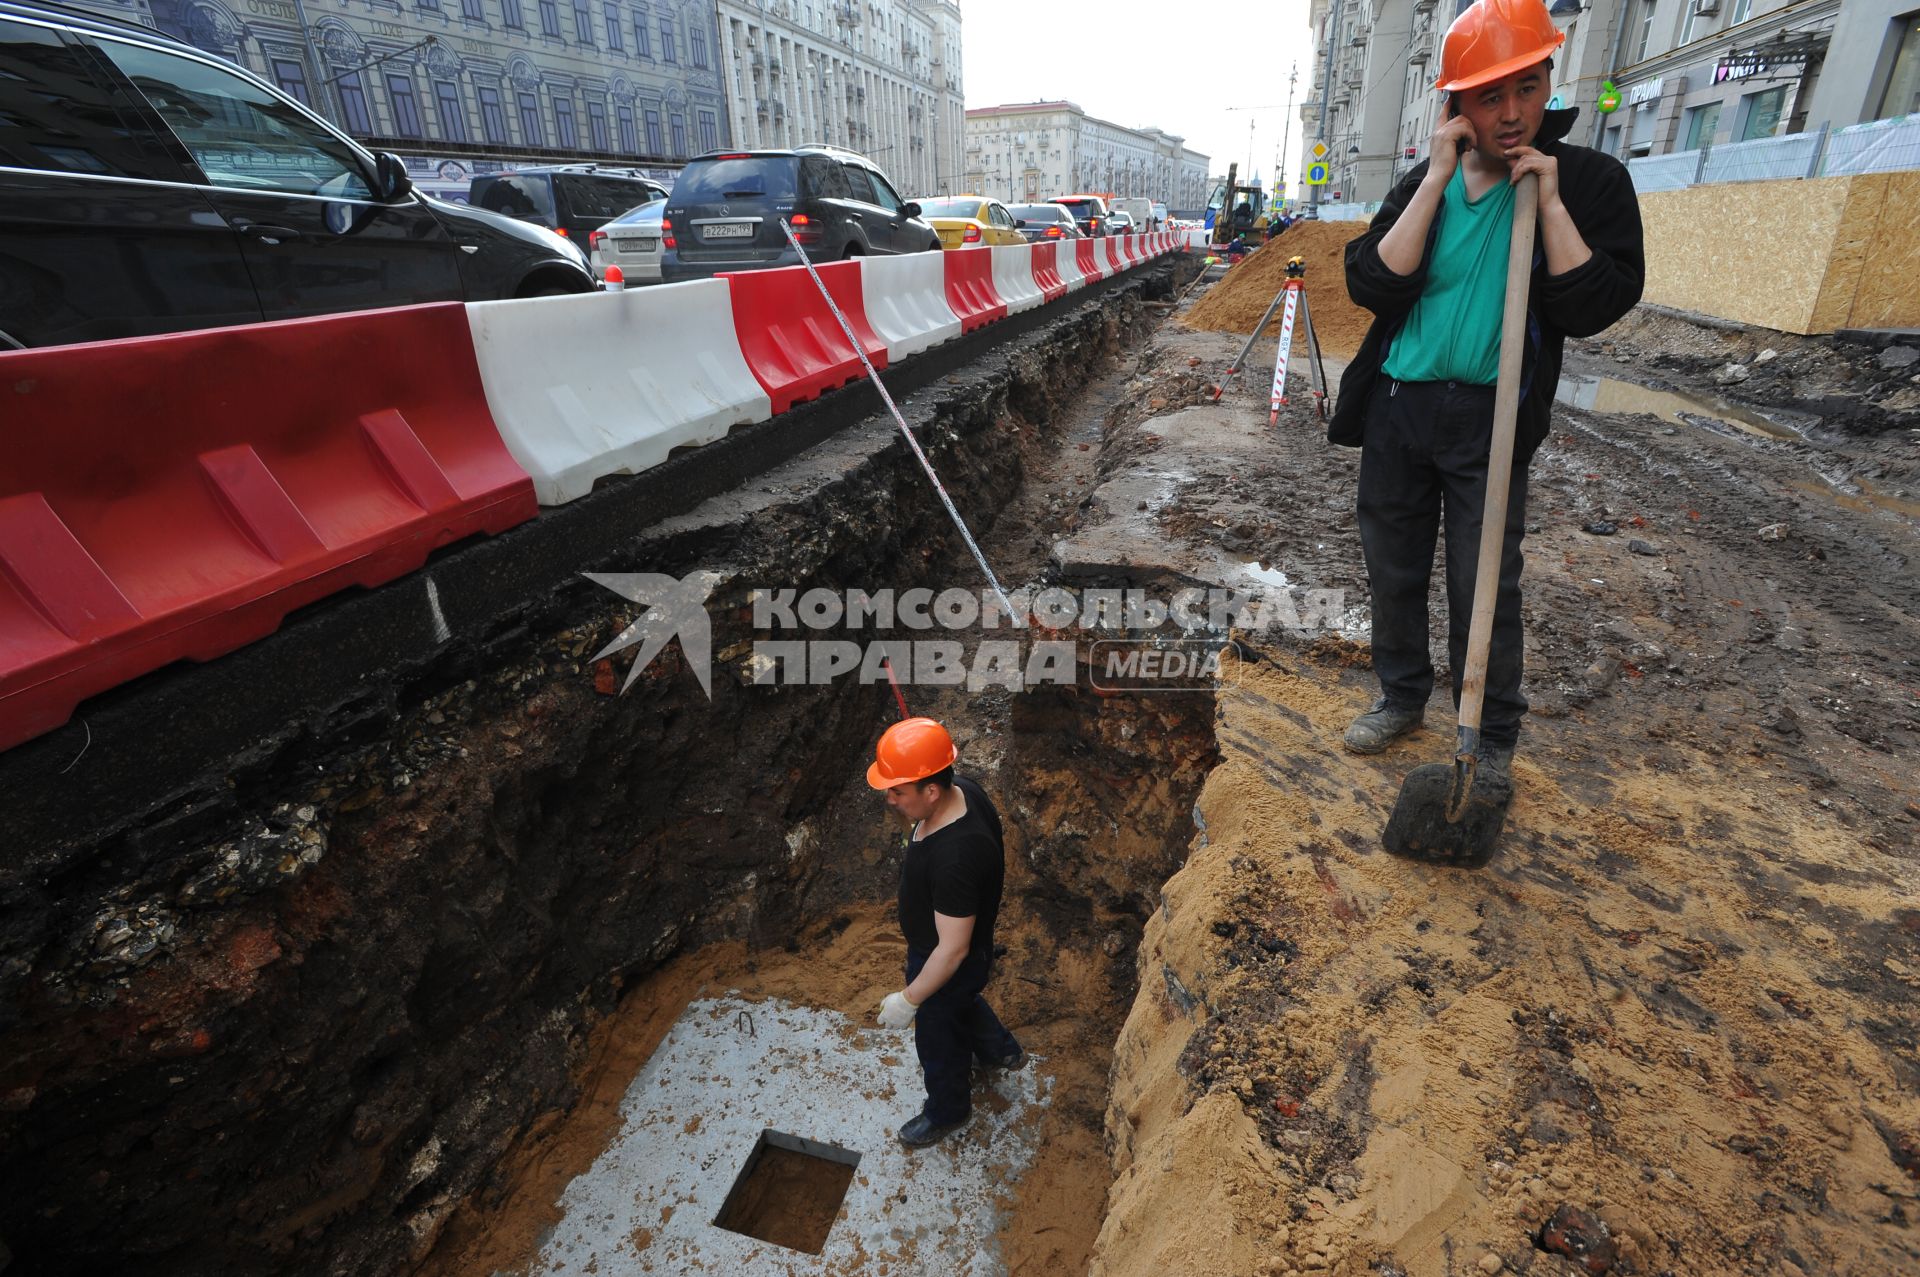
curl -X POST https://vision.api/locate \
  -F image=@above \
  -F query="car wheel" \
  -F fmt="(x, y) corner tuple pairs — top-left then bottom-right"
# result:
(841, 244), (863, 260)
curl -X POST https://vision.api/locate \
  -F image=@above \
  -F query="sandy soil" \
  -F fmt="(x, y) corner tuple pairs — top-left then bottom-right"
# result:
(1182, 224), (1375, 359)
(1085, 295), (1920, 1276)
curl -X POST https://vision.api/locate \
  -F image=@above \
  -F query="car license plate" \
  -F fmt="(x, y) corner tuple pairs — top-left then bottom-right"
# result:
(626, 238), (657, 251)
(703, 223), (753, 239)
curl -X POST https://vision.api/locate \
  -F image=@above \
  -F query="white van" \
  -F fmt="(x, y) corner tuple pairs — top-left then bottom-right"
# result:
(1111, 197), (1155, 232)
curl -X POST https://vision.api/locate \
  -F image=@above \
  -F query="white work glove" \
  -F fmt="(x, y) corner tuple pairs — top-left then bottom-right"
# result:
(877, 990), (919, 1029)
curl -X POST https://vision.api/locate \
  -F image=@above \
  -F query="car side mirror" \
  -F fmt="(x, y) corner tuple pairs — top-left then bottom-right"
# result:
(371, 152), (413, 202)
(901, 201), (921, 218)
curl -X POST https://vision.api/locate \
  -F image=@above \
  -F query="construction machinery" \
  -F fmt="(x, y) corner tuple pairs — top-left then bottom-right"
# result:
(1204, 163), (1268, 245)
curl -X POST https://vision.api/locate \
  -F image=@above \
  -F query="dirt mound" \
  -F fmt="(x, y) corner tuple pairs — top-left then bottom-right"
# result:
(1182, 222), (1375, 359)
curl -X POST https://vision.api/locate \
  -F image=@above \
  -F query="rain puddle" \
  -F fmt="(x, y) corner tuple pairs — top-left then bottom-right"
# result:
(1555, 374), (1807, 441)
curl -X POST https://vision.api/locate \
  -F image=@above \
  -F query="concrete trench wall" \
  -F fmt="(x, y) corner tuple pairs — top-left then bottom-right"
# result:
(0, 264), (1189, 1276)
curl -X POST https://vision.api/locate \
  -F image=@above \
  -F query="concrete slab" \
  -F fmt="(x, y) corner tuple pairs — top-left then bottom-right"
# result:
(529, 996), (1050, 1276)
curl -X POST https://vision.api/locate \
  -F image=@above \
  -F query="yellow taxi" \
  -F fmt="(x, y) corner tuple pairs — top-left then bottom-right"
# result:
(915, 196), (1027, 249)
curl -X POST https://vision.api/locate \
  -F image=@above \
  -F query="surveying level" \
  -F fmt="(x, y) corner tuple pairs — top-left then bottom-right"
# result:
(1211, 257), (1331, 425)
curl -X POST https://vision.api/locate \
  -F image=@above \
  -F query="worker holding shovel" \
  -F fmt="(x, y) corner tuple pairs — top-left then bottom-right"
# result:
(869, 717), (1025, 1147)
(1328, 0), (1644, 860)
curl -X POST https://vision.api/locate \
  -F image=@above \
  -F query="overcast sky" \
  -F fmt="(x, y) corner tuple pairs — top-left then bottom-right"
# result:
(958, 0), (1319, 195)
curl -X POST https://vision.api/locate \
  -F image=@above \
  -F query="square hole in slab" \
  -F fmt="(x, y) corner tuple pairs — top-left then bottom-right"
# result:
(711, 1129), (861, 1255)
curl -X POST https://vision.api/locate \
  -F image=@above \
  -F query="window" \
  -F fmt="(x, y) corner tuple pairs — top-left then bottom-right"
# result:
(435, 80), (467, 141)
(1879, 15), (1920, 119)
(1632, 0), (1655, 62)
(587, 99), (609, 149)
(644, 107), (663, 152)
(270, 57), (310, 106)
(698, 108), (717, 150)
(668, 110), (685, 155)
(518, 89), (544, 144)
(418, 0), (439, 11)
(502, 0), (524, 27)
(1679, 0), (1702, 44)
(98, 37), (371, 196)
(386, 73), (423, 137)
(800, 153), (849, 198)
(1682, 100), (1720, 149)
(0, 18), (178, 181)
(1738, 85), (1785, 140)
(690, 23), (707, 67)
(539, 0), (561, 37)
(574, 0), (594, 43)
(462, 0), (485, 18)
(605, 2), (624, 49)
(659, 15), (676, 62)
(478, 85), (508, 143)
(634, 10), (652, 56)
(336, 70), (372, 134)
(553, 91), (577, 147)
(841, 164), (877, 203)
(617, 102), (637, 151)
(1729, 0), (1751, 22)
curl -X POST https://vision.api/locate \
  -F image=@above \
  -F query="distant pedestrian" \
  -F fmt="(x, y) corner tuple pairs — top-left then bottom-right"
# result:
(870, 718), (1025, 1148)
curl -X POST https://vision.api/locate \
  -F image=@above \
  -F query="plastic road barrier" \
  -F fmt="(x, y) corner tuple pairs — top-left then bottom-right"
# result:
(724, 259), (888, 414)
(0, 303), (535, 753)
(1076, 239), (1106, 282)
(1030, 242), (1067, 303)
(989, 244), (1044, 315)
(859, 251), (964, 363)
(942, 246), (1009, 332)
(1054, 240), (1087, 292)
(467, 282), (773, 506)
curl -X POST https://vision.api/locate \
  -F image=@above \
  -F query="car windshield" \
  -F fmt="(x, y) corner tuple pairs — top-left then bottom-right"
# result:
(1010, 204), (1066, 222)
(1053, 199), (1098, 216)
(608, 197), (666, 226)
(672, 157), (798, 203)
(916, 198), (984, 219)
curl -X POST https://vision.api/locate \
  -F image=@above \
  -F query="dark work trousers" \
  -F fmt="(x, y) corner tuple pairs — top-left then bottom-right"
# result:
(905, 948), (1022, 1126)
(1357, 378), (1531, 750)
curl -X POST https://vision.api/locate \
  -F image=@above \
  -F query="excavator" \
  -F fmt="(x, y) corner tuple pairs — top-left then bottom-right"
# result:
(1204, 163), (1267, 246)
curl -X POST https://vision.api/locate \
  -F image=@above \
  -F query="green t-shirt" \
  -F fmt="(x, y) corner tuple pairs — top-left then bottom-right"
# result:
(1381, 165), (1516, 386)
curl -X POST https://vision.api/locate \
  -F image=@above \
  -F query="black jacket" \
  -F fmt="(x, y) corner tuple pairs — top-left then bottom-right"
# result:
(1330, 108), (1645, 458)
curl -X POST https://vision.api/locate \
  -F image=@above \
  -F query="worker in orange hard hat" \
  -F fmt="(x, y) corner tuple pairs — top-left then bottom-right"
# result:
(1328, 0), (1644, 799)
(867, 717), (1024, 1148)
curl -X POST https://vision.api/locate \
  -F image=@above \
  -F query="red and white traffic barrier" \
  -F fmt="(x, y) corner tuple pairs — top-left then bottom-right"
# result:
(860, 250), (964, 362)
(989, 244), (1044, 315)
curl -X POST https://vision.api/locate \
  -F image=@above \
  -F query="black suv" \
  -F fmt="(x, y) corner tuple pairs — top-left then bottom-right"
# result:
(471, 165), (668, 249)
(0, 0), (594, 348)
(661, 144), (938, 283)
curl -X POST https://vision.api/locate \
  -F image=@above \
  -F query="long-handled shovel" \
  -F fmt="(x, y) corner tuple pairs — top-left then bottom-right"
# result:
(1383, 172), (1539, 866)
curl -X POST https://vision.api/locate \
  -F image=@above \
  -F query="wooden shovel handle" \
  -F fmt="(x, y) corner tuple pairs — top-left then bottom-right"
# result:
(1457, 173), (1539, 741)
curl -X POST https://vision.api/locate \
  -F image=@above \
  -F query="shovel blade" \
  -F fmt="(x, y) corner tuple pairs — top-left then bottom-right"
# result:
(1383, 761), (1513, 866)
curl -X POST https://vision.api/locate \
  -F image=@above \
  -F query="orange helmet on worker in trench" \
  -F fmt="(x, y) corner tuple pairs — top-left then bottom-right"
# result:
(866, 717), (959, 789)
(1435, 0), (1565, 94)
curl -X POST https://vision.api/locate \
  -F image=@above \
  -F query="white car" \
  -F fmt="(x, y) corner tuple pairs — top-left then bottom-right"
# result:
(589, 197), (667, 284)
(1108, 210), (1136, 235)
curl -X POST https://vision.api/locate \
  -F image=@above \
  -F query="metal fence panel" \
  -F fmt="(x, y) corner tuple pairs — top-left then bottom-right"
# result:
(1627, 150), (1701, 192)
(1701, 131), (1822, 184)
(1820, 112), (1920, 177)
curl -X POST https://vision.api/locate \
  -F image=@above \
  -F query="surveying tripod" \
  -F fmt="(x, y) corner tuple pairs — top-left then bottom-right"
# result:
(1211, 256), (1331, 426)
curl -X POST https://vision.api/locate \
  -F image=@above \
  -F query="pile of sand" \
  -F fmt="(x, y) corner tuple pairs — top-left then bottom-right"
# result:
(1182, 222), (1375, 359)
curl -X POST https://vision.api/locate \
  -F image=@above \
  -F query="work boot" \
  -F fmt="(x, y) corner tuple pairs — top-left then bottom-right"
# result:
(1481, 746), (1515, 779)
(1342, 699), (1424, 754)
(976, 1046), (1027, 1075)
(897, 1112), (967, 1149)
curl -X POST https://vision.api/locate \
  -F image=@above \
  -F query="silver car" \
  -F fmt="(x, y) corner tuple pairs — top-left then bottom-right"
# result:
(589, 197), (667, 284)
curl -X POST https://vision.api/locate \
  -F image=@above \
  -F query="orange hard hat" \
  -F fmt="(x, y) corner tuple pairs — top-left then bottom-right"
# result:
(1435, 0), (1565, 94)
(866, 717), (958, 789)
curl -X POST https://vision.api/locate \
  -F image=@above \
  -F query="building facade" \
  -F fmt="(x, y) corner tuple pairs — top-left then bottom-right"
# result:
(962, 102), (1210, 210)
(1303, 0), (1920, 203)
(68, 0), (731, 198)
(711, 0), (963, 200)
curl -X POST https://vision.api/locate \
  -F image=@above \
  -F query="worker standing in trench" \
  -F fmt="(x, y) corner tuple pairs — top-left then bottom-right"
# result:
(869, 717), (1026, 1148)
(1330, 0), (1645, 778)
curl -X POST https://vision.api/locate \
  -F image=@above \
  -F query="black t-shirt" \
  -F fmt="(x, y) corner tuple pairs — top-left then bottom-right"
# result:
(897, 775), (1004, 963)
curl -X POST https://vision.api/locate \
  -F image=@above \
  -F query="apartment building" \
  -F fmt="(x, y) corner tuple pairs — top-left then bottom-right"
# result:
(69, 0), (731, 198)
(962, 102), (1211, 209)
(712, 0), (963, 199)
(1302, 0), (1920, 202)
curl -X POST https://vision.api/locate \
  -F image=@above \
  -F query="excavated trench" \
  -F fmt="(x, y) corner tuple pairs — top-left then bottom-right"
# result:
(0, 258), (1214, 1277)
